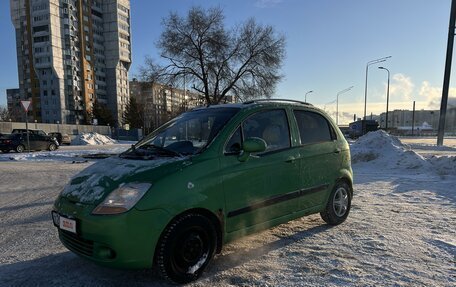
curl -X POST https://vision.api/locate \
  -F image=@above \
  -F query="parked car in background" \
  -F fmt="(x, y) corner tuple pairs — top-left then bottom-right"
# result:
(48, 132), (71, 145)
(11, 129), (48, 136)
(348, 119), (379, 138)
(52, 99), (353, 283)
(1, 132), (59, 153)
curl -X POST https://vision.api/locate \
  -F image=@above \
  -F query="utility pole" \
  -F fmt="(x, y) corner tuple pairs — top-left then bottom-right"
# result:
(437, 0), (456, 145)
(412, 101), (416, 136)
(378, 67), (390, 131)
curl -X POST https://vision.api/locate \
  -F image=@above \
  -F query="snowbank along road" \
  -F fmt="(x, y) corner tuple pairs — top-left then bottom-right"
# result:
(0, 131), (454, 286)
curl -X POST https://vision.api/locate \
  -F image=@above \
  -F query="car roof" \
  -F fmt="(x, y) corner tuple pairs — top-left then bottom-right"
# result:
(191, 99), (322, 112)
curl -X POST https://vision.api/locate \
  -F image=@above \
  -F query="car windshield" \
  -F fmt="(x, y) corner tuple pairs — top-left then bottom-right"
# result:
(121, 107), (240, 159)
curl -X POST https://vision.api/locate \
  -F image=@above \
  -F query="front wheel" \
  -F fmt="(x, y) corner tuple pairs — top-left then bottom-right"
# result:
(320, 182), (351, 225)
(155, 213), (217, 284)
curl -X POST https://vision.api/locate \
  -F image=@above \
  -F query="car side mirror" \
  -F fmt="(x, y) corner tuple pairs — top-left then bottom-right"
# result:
(238, 137), (267, 162)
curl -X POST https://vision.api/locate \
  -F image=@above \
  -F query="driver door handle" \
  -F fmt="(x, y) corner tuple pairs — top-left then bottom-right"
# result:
(285, 156), (296, 163)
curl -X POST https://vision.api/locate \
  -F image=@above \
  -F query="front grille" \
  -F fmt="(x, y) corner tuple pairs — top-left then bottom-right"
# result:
(59, 230), (94, 257)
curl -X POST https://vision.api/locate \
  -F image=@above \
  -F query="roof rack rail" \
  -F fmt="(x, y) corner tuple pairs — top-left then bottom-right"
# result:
(242, 99), (313, 106)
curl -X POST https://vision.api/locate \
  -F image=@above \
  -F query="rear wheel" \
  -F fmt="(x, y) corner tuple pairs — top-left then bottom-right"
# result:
(48, 143), (57, 151)
(16, 145), (25, 153)
(155, 213), (217, 284)
(320, 182), (351, 225)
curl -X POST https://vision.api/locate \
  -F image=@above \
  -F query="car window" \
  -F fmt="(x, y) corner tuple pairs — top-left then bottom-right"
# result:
(242, 109), (290, 152)
(293, 110), (335, 145)
(224, 126), (242, 154)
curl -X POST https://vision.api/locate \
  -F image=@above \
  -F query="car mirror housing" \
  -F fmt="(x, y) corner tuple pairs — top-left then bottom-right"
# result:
(238, 137), (267, 162)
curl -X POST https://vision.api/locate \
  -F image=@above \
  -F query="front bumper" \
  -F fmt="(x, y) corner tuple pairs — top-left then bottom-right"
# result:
(52, 197), (171, 269)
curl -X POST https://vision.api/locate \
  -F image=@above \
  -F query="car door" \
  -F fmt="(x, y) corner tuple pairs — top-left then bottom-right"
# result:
(292, 110), (341, 211)
(221, 109), (301, 233)
(27, 133), (41, 150)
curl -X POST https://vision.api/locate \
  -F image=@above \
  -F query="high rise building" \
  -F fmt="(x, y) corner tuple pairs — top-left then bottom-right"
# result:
(10, 0), (131, 125)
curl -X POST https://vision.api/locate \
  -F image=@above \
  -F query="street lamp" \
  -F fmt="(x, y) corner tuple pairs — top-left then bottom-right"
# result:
(364, 56), (392, 119)
(323, 99), (337, 113)
(378, 67), (390, 131)
(336, 86), (354, 125)
(305, 90), (313, 103)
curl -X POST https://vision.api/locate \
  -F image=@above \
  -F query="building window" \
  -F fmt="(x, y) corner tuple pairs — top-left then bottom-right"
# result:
(117, 4), (129, 14)
(32, 4), (47, 11)
(32, 25), (49, 33)
(33, 35), (49, 43)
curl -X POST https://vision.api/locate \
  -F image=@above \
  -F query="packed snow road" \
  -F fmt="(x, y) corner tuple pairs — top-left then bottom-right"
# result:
(0, 133), (455, 286)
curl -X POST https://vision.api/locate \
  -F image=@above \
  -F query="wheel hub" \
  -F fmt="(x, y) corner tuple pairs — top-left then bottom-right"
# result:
(333, 187), (349, 217)
(181, 233), (204, 263)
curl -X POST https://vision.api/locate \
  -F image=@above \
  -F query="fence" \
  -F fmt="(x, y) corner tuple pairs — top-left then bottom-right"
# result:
(0, 121), (111, 136)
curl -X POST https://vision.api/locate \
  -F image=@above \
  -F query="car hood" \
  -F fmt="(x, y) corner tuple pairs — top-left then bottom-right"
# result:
(60, 155), (187, 204)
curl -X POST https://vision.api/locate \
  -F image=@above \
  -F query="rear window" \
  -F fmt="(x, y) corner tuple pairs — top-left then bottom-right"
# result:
(293, 110), (335, 145)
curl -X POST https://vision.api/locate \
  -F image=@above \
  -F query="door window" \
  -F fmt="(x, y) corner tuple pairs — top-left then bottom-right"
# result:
(243, 109), (290, 152)
(293, 110), (336, 145)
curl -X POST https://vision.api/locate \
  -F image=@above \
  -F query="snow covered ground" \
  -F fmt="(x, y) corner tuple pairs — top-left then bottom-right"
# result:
(0, 133), (454, 286)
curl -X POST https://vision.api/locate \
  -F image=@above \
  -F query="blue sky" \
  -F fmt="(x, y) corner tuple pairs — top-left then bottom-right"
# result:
(0, 0), (453, 123)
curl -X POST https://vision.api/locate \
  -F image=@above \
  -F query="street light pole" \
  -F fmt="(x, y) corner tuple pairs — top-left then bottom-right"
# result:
(437, 0), (456, 145)
(305, 90), (313, 103)
(364, 56), (392, 119)
(378, 67), (390, 131)
(336, 86), (354, 125)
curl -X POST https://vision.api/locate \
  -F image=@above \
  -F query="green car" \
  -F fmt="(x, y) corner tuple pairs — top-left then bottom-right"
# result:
(52, 99), (353, 283)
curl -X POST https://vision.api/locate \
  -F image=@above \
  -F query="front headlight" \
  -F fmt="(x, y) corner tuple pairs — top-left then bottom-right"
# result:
(92, 182), (151, 215)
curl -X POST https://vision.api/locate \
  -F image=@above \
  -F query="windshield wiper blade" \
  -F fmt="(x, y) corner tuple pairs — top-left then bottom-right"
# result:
(138, 144), (182, 157)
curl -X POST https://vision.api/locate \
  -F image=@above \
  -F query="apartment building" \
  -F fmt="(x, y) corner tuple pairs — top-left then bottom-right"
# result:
(129, 80), (206, 132)
(10, 0), (131, 125)
(6, 88), (22, 121)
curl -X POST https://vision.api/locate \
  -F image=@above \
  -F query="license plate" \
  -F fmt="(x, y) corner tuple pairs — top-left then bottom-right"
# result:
(59, 216), (77, 234)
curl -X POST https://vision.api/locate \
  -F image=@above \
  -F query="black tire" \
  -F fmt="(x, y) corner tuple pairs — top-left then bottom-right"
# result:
(1, 150), (9, 153)
(320, 181), (351, 225)
(48, 143), (57, 151)
(155, 213), (217, 284)
(16, 145), (25, 153)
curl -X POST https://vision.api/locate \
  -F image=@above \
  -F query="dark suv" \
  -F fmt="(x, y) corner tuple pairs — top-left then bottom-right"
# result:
(1, 132), (59, 153)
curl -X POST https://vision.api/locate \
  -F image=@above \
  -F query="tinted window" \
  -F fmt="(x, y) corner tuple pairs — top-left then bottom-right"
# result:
(294, 111), (333, 145)
(243, 109), (290, 152)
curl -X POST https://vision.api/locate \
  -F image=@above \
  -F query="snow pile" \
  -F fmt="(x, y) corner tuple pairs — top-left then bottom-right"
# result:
(350, 130), (431, 171)
(427, 155), (456, 176)
(72, 132), (116, 145)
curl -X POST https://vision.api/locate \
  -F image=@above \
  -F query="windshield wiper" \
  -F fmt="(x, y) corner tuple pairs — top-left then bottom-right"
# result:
(138, 144), (182, 157)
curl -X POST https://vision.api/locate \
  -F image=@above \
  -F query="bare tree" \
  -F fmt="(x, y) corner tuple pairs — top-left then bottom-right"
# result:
(155, 6), (285, 104)
(0, 105), (11, 122)
(138, 56), (163, 85)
